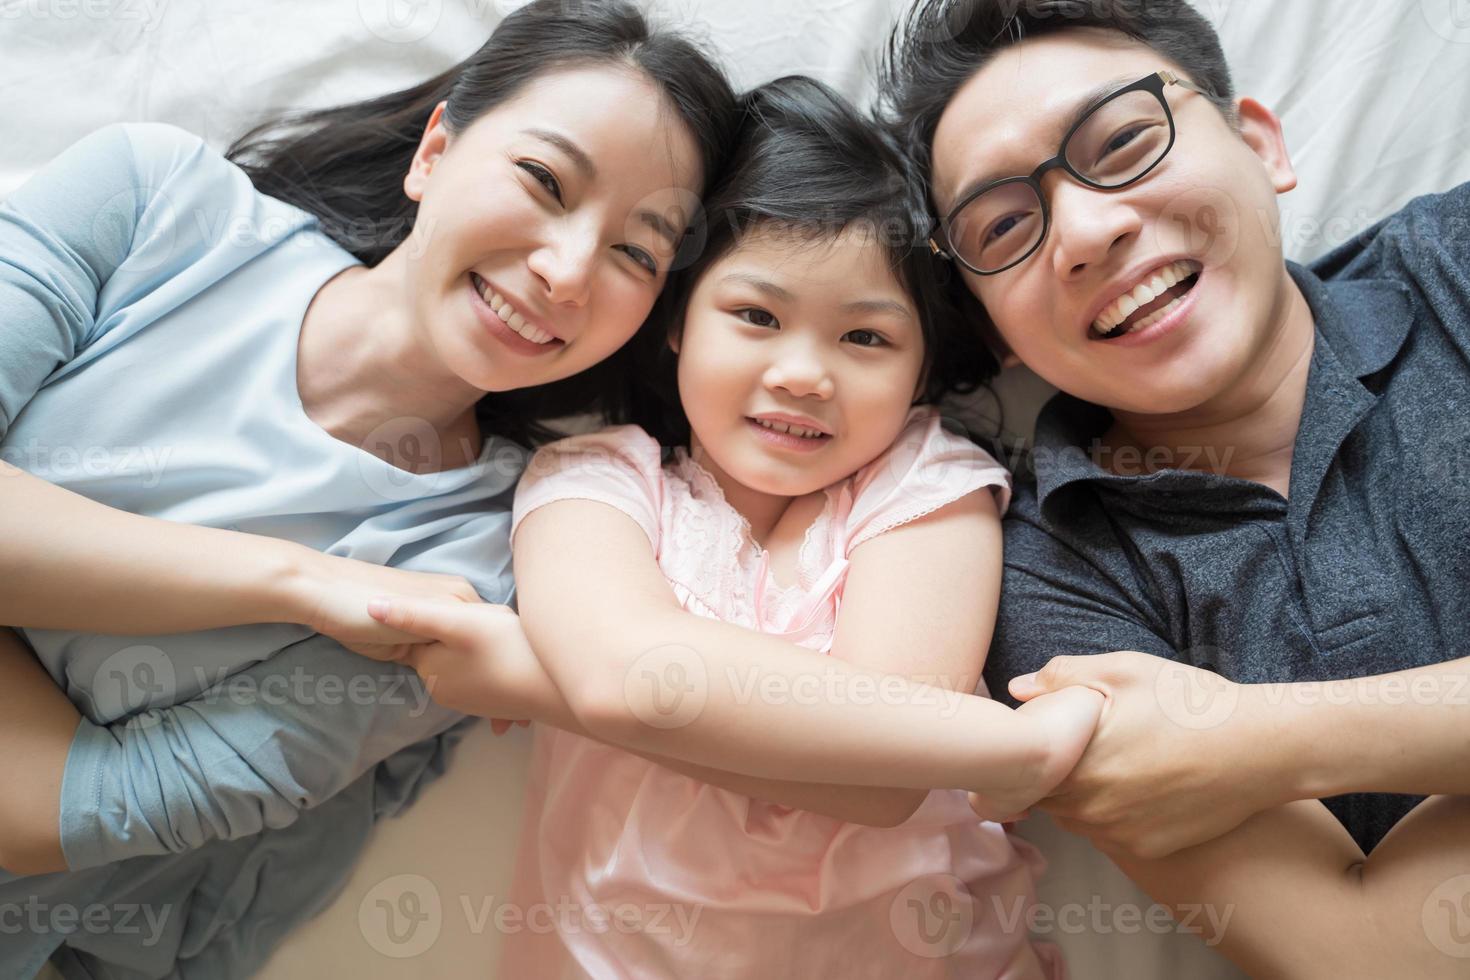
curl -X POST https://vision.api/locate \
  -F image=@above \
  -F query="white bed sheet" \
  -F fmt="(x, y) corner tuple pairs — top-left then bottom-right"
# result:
(7, 2), (1469, 977)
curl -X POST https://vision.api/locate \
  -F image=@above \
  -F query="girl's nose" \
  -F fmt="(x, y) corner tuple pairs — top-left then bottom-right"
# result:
(763, 347), (834, 400)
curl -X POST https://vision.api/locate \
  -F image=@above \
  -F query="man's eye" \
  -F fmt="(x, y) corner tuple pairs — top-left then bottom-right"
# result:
(617, 245), (658, 276)
(738, 308), (778, 328)
(518, 161), (562, 203)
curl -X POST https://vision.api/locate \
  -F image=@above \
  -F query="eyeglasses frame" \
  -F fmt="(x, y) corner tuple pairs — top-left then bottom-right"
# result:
(929, 69), (1215, 276)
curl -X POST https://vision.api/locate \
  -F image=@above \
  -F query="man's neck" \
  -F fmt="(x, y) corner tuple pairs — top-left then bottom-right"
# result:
(1099, 275), (1316, 499)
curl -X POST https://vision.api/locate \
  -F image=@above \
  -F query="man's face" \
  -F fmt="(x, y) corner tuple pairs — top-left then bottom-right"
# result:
(930, 29), (1299, 416)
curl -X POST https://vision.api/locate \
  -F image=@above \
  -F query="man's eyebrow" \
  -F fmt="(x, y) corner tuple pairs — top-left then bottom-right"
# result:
(523, 128), (596, 180)
(944, 75), (1138, 212)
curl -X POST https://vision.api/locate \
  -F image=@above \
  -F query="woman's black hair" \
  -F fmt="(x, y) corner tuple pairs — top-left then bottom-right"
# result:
(226, 0), (738, 449)
(618, 74), (999, 452)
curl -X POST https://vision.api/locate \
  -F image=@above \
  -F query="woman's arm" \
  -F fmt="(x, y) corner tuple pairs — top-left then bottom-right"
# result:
(0, 460), (483, 642)
(1102, 794), (1470, 978)
(0, 627), (77, 875)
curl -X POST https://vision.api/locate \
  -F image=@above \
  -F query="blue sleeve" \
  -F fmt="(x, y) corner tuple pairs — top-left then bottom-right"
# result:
(0, 124), (133, 440)
(57, 515), (517, 871)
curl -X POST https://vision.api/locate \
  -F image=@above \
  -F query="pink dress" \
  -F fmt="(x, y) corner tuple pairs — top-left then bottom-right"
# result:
(500, 406), (1066, 979)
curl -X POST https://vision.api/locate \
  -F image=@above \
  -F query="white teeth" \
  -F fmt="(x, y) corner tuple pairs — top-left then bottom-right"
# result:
(753, 418), (824, 439)
(477, 278), (555, 345)
(1092, 260), (1198, 335)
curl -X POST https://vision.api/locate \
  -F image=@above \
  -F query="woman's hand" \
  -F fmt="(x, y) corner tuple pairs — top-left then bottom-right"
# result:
(347, 596), (544, 733)
(287, 550), (483, 646)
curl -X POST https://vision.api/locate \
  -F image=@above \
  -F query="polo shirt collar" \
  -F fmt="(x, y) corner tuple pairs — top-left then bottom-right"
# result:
(1030, 260), (1415, 512)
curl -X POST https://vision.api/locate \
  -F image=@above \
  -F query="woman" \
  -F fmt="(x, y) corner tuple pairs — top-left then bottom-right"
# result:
(0, 2), (735, 977)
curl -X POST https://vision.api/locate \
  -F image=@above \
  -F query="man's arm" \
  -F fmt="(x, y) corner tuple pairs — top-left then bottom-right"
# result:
(1105, 794), (1470, 978)
(1013, 651), (1470, 858)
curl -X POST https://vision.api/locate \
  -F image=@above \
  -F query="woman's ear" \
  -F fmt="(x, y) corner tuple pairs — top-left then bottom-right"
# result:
(1235, 96), (1298, 195)
(403, 100), (451, 203)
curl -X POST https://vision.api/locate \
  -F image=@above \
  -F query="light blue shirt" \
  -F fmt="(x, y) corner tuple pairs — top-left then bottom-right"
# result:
(0, 123), (526, 978)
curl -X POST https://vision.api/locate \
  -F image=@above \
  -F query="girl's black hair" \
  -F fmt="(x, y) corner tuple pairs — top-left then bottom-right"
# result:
(618, 74), (999, 452)
(226, 0), (738, 449)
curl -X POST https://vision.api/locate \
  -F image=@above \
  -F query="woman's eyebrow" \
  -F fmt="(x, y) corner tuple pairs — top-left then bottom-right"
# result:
(523, 127), (596, 180)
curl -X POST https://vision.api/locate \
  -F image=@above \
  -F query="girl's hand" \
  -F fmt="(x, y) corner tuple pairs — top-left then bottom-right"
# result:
(350, 596), (542, 731)
(289, 550), (482, 647)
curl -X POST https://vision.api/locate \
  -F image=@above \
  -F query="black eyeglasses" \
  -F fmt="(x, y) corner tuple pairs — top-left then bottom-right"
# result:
(930, 70), (1214, 276)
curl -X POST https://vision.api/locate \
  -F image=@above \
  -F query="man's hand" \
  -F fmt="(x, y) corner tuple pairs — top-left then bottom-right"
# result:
(1011, 651), (1290, 859)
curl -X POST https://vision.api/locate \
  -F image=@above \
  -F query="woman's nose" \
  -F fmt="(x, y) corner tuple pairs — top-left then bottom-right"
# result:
(527, 226), (598, 307)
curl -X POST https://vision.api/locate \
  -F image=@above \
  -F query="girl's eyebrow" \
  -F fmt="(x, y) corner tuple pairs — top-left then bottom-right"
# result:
(720, 273), (912, 320)
(841, 298), (913, 319)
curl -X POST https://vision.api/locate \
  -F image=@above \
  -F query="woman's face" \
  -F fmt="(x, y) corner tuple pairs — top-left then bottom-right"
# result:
(402, 64), (704, 393)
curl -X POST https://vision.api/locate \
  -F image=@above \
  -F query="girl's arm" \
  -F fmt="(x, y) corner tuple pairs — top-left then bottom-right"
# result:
(370, 489), (1101, 820)
(1102, 794), (1470, 978)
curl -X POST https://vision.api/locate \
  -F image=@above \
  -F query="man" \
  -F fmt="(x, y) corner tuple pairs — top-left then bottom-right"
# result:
(884, 0), (1470, 974)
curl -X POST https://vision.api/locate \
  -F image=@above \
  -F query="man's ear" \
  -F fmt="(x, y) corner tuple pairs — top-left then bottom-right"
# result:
(1235, 97), (1297, 195)
(403, 100), (451, 203)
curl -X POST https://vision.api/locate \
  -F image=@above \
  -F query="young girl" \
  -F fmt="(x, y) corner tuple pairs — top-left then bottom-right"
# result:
(363, 76), (1102, 977)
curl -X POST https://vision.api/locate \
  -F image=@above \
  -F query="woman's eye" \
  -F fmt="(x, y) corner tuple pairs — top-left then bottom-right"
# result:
(617, 244), (658, 276)
(738, 308), (778, 328)
(518, 161), (562, 203)
(844, 329), (887, 348)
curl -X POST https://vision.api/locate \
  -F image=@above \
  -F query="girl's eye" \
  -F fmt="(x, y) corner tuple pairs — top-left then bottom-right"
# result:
(617, 244), (659, 276)
(844, 329), (888, 348)
(518, 161), (562, 204)
(738, 308), (778, 328)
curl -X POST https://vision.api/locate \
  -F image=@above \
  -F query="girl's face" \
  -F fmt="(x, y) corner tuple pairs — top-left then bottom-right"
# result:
(673, 225), (928, 500)
(402, 65), (704, 393)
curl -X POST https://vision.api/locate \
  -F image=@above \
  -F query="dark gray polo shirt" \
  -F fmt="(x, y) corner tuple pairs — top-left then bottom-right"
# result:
(986, 181), (1470, 853)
